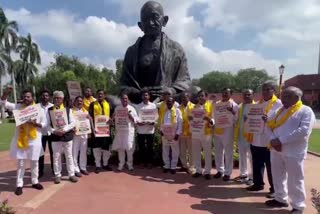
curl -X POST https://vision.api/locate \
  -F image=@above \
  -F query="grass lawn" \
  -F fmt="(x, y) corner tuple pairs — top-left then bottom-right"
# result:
(0, 120), (319, 153)
(0, 120), (15, 151)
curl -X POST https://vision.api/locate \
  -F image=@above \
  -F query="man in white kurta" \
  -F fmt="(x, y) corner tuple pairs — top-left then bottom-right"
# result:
(1, 87), (46, 196)
(160, 96), (182, 174)
(265, 87), (315, 214)
(213, 88), (239, 181)
(113, 94), (138, 171)
(190, 90), (214, 180)
(47, 91), (78, 184)
(247, 81), (282, 198)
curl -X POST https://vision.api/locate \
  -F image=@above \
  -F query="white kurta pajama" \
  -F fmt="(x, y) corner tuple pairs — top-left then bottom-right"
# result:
(72, 108), (88, 173)
(112, 105), (138, 170)
(161, 108), (183, 170)
(191, 104), (215, 175)
(1, 100), (46, 187)
(213, 100), (238, 177)
(47, 108), (76, 178)
(265, 105), (315, 211)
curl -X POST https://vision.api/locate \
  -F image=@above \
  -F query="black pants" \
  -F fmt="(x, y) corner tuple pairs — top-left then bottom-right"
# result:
(137, 134), (154, 165)
(39, 135), (54, 174)
(250, 145), (274, 192)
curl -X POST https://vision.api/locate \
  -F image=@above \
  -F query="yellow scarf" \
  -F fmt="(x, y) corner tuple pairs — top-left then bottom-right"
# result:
(53, 103), (65, 111)
(234, 101), (256, 143)
(160, 106), (177, 125)
(83, 96), (96, 112)
(180, 102), (195, 136)
(260, 94), (278, 114)
(93, 100), (110, 117)
(194, 100), (213, 135)
(268, 100), (303, 131)
(214, 99), (233, 135)
(17, 103), (38, 150)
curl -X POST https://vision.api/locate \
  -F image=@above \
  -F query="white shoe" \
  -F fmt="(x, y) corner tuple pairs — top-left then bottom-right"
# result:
(128, 166), (134, 171)
(118, 166), (123, 171)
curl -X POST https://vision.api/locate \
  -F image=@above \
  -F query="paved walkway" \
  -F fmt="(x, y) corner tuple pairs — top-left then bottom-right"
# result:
(0, 152), (319, 214)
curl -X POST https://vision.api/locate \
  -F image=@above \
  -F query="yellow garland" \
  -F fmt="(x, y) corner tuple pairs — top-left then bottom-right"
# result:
(234, 100), (256, 144)
(160, 105), (177, 125)
(83, 96), (96, 112)
(194, 100), (213, 135)
(17, 102), (38, 150)
(268, 100), (303, 131)
(53, 103), (65, 111)
(259, 94), (278, 114)
(180, 102), (195, 136)
(93, 100), (110, 117)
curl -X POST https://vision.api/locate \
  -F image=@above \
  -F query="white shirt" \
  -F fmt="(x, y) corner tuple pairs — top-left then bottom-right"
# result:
(0, 100), (47, 160)
(162, 107), (183, 135)
(136, 101), (158, 134)
(40, 102), (54, 136)
(252, 98), (282, 147)
(265, 105), (315, 159)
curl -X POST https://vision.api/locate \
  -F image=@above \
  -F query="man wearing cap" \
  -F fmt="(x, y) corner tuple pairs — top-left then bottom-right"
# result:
(47, 91), (78, 184)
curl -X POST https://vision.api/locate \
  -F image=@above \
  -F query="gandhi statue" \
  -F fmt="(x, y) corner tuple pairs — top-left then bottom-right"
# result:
(120, 1), (191, 104)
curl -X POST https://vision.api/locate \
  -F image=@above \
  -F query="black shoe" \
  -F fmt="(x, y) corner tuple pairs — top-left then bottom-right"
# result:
(246, 185), (264, 191)
(246, 179), (254, 186)
(266, 191), (275, 199)
(204, 174), (211, 180)
(291, 209), (303, 214)
(223, 175), (231, 181)
(95, 167), (101, 174)
(170, 169), (176, 174)
(80, 170), (89, 175)
(180, 167), (189, 173)
(163, 168), (169, 173)
(75, 172), (82, 177)
(265, 199), (289, 208)
(32, 183), (44, 190)
(103, 165), (113, 171)
(15, 187), (23, 196)
(214, 172), (223, 179)
(192, 172), (202, 178)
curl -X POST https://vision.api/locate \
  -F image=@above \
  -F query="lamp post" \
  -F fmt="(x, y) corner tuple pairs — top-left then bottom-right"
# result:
(279, 64), (285, 97)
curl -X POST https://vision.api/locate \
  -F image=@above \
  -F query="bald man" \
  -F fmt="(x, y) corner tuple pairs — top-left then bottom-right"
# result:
(265, 87), (315, 214)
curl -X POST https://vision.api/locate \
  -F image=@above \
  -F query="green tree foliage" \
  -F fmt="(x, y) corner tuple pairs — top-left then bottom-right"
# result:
(195, 68), (276, 93)
(30, 54), (120, 100)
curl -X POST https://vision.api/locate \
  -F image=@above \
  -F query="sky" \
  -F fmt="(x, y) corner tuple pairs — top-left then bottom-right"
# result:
(1, 0), (320, 81)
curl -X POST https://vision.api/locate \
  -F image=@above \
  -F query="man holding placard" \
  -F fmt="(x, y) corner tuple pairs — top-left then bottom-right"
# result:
(1, 87), (46, 196)
(72, 96), (91, 176)
(190, 90), (214, 180)
(234, 89), (258, 184)
(113, 93), (138, 171)
(247, 81), (282, 199)
(136, 89), (158, 168)
(89, 89), (112, 173)
(160, 96), (182, 174)
(179, 92), (194, 173)
(213, 88), (239, 181)
(47, 91), (78, 184)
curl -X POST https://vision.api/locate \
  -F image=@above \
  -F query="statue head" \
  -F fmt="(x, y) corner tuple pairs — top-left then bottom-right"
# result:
(138, 1), (169, 38)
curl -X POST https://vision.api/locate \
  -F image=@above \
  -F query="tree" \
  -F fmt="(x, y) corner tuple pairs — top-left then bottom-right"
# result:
(197, 71), (235, 93)
(15, 33), (41, 89)
(0, 7), (19, 103)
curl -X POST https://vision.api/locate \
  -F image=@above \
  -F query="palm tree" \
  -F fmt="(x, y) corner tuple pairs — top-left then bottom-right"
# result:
(15, 33), (41, 88)
(0, 7), (19, 104)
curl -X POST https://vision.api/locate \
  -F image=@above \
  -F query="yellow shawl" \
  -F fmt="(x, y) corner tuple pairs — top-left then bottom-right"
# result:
(180, 102), (195, 136)
(160, 106), (177, 125)
(17, 103), (37, 150)
(83, 96), (96, 112)
(260, 94), (278, 114)
(93, 100), (110, 117)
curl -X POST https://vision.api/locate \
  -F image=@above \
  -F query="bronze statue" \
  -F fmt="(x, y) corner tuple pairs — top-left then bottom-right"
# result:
(120, 1), (191, 104)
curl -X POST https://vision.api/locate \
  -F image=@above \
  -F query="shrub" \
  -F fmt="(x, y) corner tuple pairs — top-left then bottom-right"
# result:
(0, 199), (15, 214)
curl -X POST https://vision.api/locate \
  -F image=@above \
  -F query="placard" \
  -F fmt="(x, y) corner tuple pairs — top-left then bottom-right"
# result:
(49, 109), (68, 130)
(13, 104), (41, 126)
(214, 102), (233, 128)
(66, 81), (82, 101)
(245, 104), (264, 133)
(115, 108), (129, 130)
(190, 108), (206, 138)
(139, 108), (158, 123)
(161, 124), (176, 141)
(74, 112), (91, 135)
(94, 115), (110, 137)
